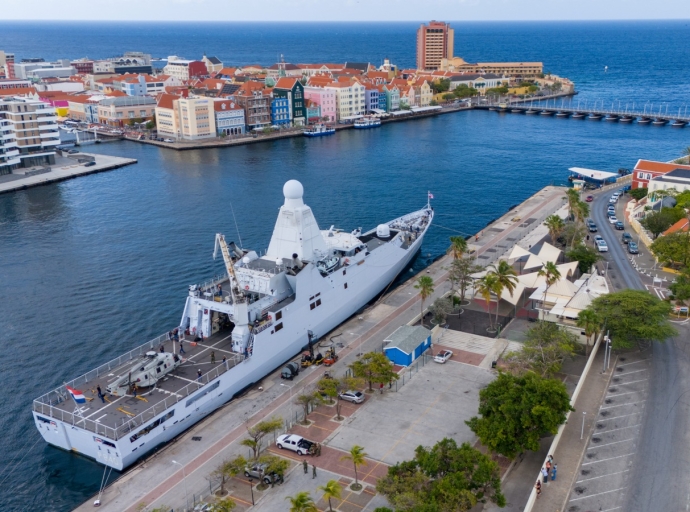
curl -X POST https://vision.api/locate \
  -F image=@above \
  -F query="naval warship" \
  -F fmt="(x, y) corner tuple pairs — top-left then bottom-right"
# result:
(32, 180), (433, 470)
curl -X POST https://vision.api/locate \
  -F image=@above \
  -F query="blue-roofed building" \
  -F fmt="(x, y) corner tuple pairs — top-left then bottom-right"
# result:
(271, 96), (291, 126)
(383, 325), (431, 367)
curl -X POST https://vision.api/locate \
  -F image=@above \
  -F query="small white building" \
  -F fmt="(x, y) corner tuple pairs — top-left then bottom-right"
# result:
(214, 99), (245, 136)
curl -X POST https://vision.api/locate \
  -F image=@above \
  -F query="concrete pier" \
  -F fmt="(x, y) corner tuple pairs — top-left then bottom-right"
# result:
(73, 185), (567, 512)
(0, 153), (137, 195)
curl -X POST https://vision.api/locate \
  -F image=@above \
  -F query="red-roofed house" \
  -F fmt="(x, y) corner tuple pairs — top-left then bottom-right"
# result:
(663, 218), (690, 236)
(214, 98), (245, 135)
(632, 159), (690, 189)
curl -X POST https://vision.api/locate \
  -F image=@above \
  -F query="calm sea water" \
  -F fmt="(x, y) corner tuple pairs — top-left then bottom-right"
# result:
(0, 21), (689, 512)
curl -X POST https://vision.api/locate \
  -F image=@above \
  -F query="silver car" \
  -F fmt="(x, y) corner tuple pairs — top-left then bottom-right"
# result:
(339, 390), (365, 404)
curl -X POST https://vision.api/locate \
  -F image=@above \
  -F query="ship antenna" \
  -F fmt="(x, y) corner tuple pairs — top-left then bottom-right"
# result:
(228, 199), (244, 249)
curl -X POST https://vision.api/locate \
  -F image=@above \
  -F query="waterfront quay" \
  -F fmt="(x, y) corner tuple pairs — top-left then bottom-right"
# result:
(0, 152), (136, 194)
(128, 104), (467, 151)
(75, 185), (567, 512)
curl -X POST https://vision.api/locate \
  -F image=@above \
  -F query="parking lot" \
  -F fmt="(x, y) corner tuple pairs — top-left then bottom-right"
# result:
(565, 349), (651, 512)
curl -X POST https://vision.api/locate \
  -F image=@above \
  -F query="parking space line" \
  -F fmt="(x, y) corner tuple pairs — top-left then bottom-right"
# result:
(601, 400), (646, 410)
(587, 438), (635, 449)
(616, 360), (648, 368)
(596, 424), (641, 435)
(582, 453), (635, 466)
(606, 390), (642, 398)
(601, 507), (623, 511)
(598, 411), (643, 421)
(570, 486), (627, 502)
(611, 378), (648, 386)
(577, 469), (629, 483)
(616, 369), (648, 376)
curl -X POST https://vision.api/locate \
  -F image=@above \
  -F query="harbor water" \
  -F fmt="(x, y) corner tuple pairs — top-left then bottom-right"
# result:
(0, 20), (689, 511)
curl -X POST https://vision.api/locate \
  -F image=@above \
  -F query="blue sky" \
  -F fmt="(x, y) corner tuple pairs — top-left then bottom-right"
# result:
(2, 0), (688, 21)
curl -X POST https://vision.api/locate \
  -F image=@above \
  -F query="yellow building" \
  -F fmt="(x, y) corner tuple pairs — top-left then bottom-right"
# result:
(440, 57), (543, 79)
(155, 94), (216, 140)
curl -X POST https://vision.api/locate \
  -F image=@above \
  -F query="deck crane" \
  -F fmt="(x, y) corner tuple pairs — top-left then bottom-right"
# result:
(213, 233), (245, 304)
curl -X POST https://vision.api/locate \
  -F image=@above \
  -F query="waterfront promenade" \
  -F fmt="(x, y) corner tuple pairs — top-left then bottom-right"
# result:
(75, 185), (567, 512)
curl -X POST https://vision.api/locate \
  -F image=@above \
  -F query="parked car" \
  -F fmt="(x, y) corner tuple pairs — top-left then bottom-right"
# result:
(281, 362), (299, 380)
(596, 239), (609, 252)
(607, 204), (615, 211)
(609, 196), (617, 203)
(588, 223), (598, 233)
(608, 216), (618, 224)
(434, 350), (453, 363)
(614, 221), (625, 230)
(594, 235), (604, 243)
(276, 434), (314, 455)
(163, 138), (174, 143)
(338, 390), (365, 404)
(83, 161), (96, 167)
(244, 463), (284, 484)
(67, 149), (79, 154)
(621, 232), (633, 244)
(607, 210), (616, 218)
(585, 195), (594, 202)
(628, 241), (639, 254)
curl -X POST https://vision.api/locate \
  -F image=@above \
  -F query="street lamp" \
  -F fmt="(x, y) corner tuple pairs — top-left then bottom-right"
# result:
(248, 476), (255, 505)
(172, 460), (189, 511)
(280, 383), (293, 399)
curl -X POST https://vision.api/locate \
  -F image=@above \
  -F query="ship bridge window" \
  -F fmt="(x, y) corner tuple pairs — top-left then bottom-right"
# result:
(310, 299), (322, 310)
(274, 322), (283, 332)
(275, 311), (282, 321)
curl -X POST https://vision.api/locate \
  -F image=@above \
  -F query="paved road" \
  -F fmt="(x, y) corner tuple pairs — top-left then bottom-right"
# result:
(588, 188), (690, 512)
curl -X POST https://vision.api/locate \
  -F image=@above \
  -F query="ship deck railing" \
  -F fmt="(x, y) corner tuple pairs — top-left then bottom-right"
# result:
(32, 342), (245, 441)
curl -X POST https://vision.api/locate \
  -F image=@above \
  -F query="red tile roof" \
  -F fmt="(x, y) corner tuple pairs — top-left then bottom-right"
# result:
(0, 87), (37, 96)
(274, 77), (298, 90)
(635, 159), (690, 173)
(663, 218), (690, 236)
(156, 93), (178, 109)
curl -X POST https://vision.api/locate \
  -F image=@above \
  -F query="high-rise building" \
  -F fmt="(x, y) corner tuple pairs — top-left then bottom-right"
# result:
(0, 95), (59, 175)
(416, 21), (454, 71)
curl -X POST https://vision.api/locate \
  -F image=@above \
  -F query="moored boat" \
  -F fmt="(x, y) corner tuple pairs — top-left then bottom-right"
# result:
(303, 123), (335, 137)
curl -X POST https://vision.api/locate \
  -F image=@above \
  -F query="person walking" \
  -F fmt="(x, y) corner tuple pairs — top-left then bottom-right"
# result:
(179, 342), (186, 355)
(551, 464), (557, 481)
(303, 460), (308, 474)
(97, 385), (105, 403)
(197, 369), (203, 382)
(541, 467), (548, 483)
(312, 465), (317, 479)
(535, 480), (542, 499)
(211, 351), (216, 364)
(379, 382), (384, 394)
(545, 460), (552, 474)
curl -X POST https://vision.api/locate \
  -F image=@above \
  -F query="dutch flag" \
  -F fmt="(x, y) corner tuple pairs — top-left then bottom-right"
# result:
(66, 385), (86, 404)
(428, 192), (434, 200)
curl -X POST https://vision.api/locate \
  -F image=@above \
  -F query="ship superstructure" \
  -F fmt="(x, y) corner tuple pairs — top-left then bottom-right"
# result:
(32, 180), (433, 470)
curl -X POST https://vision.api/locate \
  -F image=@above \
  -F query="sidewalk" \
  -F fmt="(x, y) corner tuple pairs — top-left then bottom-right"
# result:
(531, 347), (612, 512)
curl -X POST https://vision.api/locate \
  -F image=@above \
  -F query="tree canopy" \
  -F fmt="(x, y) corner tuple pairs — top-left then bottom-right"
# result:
(466, 372), (573, 458)
(503, 321), (577, 378)
(567, 244), (601, 274)
(349, 352), (399, 392)
(670, 271), (690, 302)
(641, 207), (686, 238)
(376, 438), (506, 512)
(630, 187), (648, 201)
(586, 289), (677, 348)
(448, 256), (483, 304)
(651, 232), (690, 269)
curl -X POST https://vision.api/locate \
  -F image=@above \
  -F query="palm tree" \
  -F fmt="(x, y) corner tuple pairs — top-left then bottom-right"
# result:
(318, 480), (342, 512)
(286, 491), (318, 512)
(414, 276), (435, 327)
(544, 215), (565, 244)
(340, 445), (368, 489)
(489, 260), (518, 327)
(573, 200), (590, 224)
(448, 236), (468, 260)
(682, 146), (690, 164)
(476, 273), (500, 330)
(565, 188), (580, 220)
(537, 262), (561, 319)
(576, 309), (602, 356)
